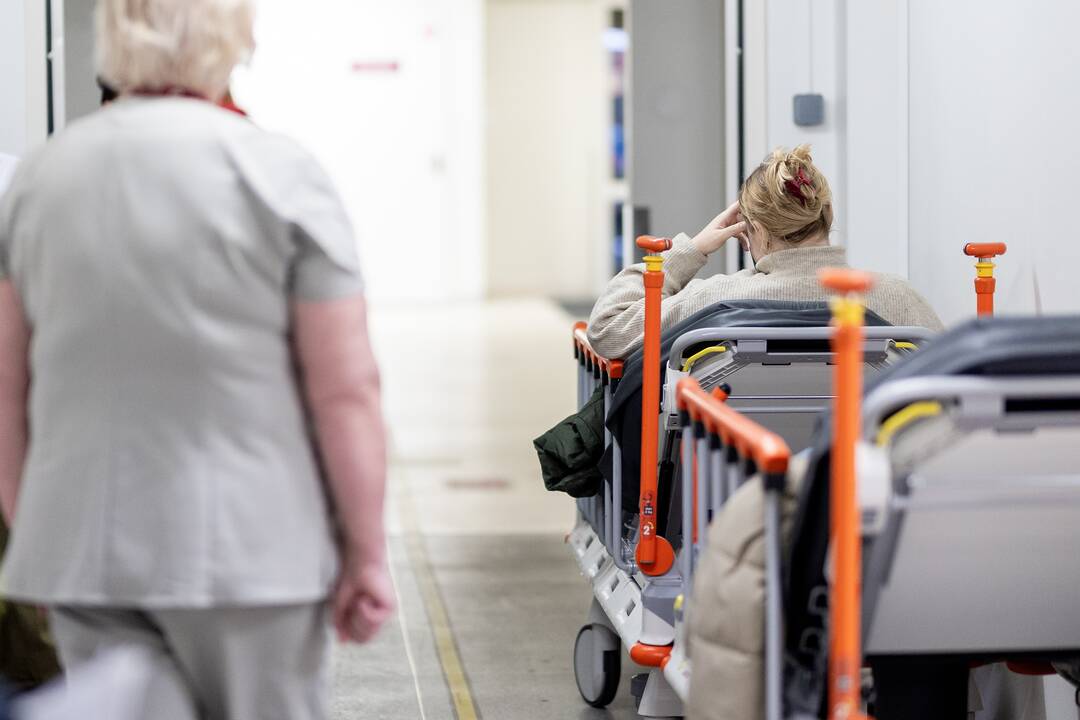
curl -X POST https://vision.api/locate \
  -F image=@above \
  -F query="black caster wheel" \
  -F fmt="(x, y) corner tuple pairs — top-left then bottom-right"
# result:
(573, 623), (621, 708)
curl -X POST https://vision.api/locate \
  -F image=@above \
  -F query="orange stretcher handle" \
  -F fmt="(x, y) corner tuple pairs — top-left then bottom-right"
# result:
(675, 378), (790, 475)
(572, 321), (588, 346)
(819, 268), (874, 295)
(963, 242), (1007, 259)
(636, 236), (673, 254)
(573, 322), (589, 358)
(634, 236), (675, 576)
(963, 243), (1007, 317)
(819, 268), (873, 720)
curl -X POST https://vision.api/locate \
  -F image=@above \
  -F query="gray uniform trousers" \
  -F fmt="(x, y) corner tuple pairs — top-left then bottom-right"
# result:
(49, 604), (330, 720)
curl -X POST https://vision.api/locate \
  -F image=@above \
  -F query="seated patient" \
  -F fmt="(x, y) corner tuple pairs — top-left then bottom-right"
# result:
(587, 145), (943, 359)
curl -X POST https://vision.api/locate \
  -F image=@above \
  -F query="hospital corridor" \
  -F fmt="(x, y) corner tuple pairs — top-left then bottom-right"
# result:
(330, 299), (636, 719)
(3, 0), (1080, 719)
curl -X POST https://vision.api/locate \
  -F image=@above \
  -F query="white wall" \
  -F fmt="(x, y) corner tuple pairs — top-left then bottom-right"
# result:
(485, 0), (608, 300)
(0, 0), (48, 157)
(761, 0), (844, 242)
(233, 0), (485, 303)
(906, 0), (1080, 325)
(843, 0), (909, 278)
(753, 0), (1080, 326)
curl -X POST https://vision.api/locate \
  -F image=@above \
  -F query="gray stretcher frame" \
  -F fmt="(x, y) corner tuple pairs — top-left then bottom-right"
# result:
(860, 375), (1080, 655)
(664, 325), (936, 609)
(667, 326), (936, 720)
(669, 326), (936, 366)
(578, 326), (936, 569)
(577, 324), (965, 717)
(575, 349), (635, 573)
(665, 327), (936, 430)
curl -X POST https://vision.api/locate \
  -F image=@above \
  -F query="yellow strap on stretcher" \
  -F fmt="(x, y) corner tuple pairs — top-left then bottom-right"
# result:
(682, 345), (728, 373)
(892, 341), (919, 351)
(876, 401), (944, 447)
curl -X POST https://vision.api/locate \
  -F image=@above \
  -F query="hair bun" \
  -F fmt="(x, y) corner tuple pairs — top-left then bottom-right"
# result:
(739, 144), (834, 245)
(771, 144), (821, 211)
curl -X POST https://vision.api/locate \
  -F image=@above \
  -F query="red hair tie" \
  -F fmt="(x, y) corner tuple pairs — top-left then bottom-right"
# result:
(784, 167), (812, 207)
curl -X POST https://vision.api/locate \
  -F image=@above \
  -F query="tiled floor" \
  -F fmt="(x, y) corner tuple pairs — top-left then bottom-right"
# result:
(331, 299), (641, 719)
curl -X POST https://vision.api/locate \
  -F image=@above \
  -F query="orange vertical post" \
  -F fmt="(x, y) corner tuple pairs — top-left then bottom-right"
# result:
(819, 268), (874, 720)
(963, 243), (1007, 317)
(634, 235), (675, 576)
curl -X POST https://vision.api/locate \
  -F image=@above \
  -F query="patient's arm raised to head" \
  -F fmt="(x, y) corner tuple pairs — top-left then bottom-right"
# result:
(586, 145), (943, 357)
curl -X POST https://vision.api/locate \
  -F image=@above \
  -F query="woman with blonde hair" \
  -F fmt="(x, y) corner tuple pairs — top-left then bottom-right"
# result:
(0, 1), (392, 717)
(588, 145), (942, 358)
(588, 147), (945, 719)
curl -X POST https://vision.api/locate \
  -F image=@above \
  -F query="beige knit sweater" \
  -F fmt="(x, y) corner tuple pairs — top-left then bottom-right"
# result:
(587, 233), (944, 359)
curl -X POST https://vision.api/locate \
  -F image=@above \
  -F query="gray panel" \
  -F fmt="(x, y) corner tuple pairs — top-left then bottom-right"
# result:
(630, 0), (726, 275)
(64, 0), (99, 122)
(866, 427), (1080, 654)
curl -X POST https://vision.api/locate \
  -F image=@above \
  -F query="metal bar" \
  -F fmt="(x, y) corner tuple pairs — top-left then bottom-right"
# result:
(730, 455), (746, 492)
(726, 456), (740, 499)
(695, 435), (711, 569)
(820, 269), (872, 720)
(764, 485), (784, 720)
(637, 241), (673, 574)
(729, 395), (834, 401)
(862, 376), (1080, 436)
(711, 444), (726, 510)
(603, 383), (614, 554)
(611, 435), (631, 571)
(669, 326), (936, 364)
(733, 405), (832, 415)
(577, 362), (586, 410)
(680, 425), (695, 585)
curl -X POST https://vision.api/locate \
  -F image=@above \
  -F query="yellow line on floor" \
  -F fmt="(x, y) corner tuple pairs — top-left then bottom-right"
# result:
(398, 482), (481, 720)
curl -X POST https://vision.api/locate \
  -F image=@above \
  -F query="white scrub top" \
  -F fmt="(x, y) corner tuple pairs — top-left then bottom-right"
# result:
(0, 98), (363, 607)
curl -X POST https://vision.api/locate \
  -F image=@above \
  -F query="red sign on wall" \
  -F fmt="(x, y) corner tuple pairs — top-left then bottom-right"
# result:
(351, 61), (401, 73)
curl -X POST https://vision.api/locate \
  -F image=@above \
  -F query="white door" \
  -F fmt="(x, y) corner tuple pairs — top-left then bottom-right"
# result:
(234, 0), (482, 302)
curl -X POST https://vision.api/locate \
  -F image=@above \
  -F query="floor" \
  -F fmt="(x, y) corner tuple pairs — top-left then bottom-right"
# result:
(331, 298), (642, 719)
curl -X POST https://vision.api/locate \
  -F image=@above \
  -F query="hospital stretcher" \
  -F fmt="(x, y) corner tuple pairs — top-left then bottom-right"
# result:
(567, 237), (1080, 718)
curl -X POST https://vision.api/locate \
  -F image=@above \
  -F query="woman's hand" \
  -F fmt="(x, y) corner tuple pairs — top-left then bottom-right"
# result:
(332, 550), (396, 644)
(691, 201), (748, 256)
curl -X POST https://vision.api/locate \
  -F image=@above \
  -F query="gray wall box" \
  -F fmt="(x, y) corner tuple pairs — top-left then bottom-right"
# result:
(629, 0), (726, 274)
(793, 93), (824, 127)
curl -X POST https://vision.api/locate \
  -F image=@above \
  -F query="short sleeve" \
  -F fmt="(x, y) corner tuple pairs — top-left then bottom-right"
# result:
(286, 150), (365, 300)
(0, 218), (9, 281)
(0, 170), (17, 282)
(225, 129), (364, 301)
(291, 231), (365, 301)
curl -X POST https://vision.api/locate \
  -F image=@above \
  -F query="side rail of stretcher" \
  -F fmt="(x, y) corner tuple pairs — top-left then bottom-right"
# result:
(663, 377), (792, 719)
(663, 327), (937, 453)
(572, 321), (630, 573)
(668, 326), (936, 367)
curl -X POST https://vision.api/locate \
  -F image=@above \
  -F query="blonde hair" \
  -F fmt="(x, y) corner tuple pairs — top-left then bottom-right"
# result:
(96, 0), (256, 101)
(739, 144), (833, 246)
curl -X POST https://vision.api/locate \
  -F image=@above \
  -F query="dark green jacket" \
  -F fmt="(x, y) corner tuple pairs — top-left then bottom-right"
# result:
(533, 386), (605, 498)
(0, 522), (61, 690)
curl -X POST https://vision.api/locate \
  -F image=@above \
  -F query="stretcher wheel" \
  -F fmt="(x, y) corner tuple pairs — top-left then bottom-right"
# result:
(573, 623), (621, 708)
